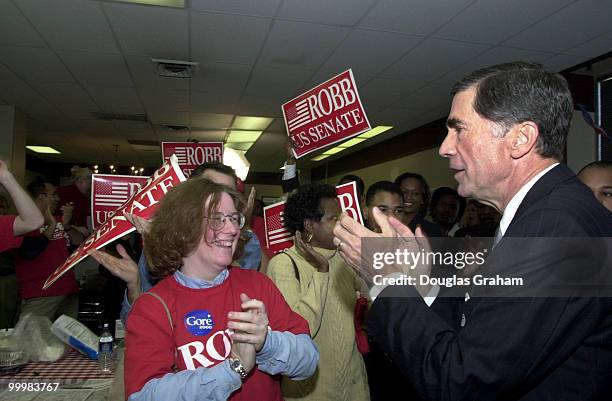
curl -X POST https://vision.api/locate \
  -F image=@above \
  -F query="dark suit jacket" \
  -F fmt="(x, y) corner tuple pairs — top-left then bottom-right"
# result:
(367, 164), (612, 401)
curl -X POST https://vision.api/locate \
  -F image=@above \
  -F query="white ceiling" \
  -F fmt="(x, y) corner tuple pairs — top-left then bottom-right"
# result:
(0, 0), (610, 172)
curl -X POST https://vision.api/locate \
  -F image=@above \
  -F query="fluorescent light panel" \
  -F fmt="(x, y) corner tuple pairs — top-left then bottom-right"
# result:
(111, 0), (185, 7)
(322, 147), (345, 155)
(26, 146), (60, 154)
(358, 125), (393, 138)
(232, 116), (274, 131)
(226, 142), (253, 151)
(226, 130), (262, 143)
(338, 137), (366, 148)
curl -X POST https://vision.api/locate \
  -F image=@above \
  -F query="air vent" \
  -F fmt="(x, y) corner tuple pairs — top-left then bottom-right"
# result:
(152, 58), (198, 79)
(161, 124), (189, 131)
(92, 112), (148, 122)
(127, 139), (160, 152)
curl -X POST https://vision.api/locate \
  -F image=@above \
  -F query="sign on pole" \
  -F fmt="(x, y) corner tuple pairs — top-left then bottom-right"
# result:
(282, 69), (370, 159)
(91, 174), (149, 229)
(162, 142), (224, 177)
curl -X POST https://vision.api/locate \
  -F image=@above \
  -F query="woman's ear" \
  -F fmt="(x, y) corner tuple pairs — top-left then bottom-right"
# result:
(303, 219), (314, 234)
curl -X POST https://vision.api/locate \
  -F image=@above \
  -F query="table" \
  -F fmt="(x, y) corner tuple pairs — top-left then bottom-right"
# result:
(0, 348), (123, 400)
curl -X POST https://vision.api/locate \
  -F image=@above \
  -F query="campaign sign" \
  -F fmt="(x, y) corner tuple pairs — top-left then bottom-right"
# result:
(263, 183), (364, 254)
(336, 181), (364, 225)
(263, 201), (293, 254)
(282, 69), (370, 159)
(44, 155), (187, 289)
(91, 174), (149, 229)
(162, 142), (223, 177)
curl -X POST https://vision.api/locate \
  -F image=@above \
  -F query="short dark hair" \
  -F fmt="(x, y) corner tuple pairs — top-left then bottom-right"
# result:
(430, 187), (466, 222)
(26, 177), (48, 199)
(578, 161), (612, 176)
(338, 175), (365, 197)
(365, 181), (403, 206)
(144, 179), (244, 279)
(191, 162), (237, 181)
(283, 183), (337, 234)
(452, 61), (573, 160)
(394, 172), (431, 217)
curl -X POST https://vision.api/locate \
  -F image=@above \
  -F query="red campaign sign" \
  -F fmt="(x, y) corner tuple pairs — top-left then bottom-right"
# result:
(91, 174), (149, 229)
(336, 181), (364, 225)
(43, 156), (187, 290)
(263, 200), (293, 255)
(161, 142), (224, 177)
(282, 69), (370, 159)
(263, 183), (365, 254)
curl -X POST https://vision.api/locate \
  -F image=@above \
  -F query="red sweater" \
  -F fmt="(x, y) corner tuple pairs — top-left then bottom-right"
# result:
(125, 267), (310, 400)
(0, 215), (23, 252)
(15, 220), (79, 299)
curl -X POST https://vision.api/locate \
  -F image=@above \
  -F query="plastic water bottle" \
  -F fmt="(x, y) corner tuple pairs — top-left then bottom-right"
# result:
(98, 323), (114, 372)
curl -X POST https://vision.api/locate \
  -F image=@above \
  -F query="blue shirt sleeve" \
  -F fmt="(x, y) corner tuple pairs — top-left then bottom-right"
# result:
(120, 252), (156, 324)
(239, 232), (262, 270)
(255, 332), (319, 380)
(128, 360), (241, 401)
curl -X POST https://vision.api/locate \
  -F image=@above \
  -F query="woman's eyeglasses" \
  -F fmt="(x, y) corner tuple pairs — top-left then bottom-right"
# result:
(205, 212), (246, 230)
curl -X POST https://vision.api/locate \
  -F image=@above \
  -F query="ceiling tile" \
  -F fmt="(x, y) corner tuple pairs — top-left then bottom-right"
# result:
(259, 20), (350, 70)
(86, 86), (144, 114)
(191, 92), (239, 114)
(0, 64), (59, 115)
(59, 51), (134, 87)
(502, 0), (612, 53)
(190, 62), (251, 95)
(191, 12), (271, 64)
(244, 64), (312, 100)
(104, 1), (189, 58)
(278, 0), (377, 26)
(563, 31), (612, 58)
(396, 83), (453, 111)
(434, 0), (574, 45)
(190, 113), (234, 129)
(359, 77), (423, 110)
(0, 47), (73, 82)
(140, 89), (190, 113)
(33, 82), (100, 118)
(15, 0), (119, 53)
(0, 0), (45, 47)
(322, 29), (421, 77)
(190, 0), (282, 18)
(149, 111), (190, 126)
(381, 38), (489, 81)
(542, 54), (588, 73)
(237, 95), (283, 117)
(189, 130), (227, 142)
(359, 0), (473, 36)
(435, 46), (557, 85)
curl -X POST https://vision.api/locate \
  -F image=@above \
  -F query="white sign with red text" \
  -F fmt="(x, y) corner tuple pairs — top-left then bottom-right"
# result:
(282, 69), (370, 159)
(162, 142), (224, 177)
(91, 174), (149, 229)
(44, 155), (187, 289)
(263, 183), (364, 254)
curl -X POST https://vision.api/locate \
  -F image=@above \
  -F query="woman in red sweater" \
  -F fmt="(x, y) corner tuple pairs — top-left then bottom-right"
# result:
(125, 179), (318, 401)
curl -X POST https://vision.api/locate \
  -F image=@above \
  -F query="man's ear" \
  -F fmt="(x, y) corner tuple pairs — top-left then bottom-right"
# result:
(509, 121), (539, 159)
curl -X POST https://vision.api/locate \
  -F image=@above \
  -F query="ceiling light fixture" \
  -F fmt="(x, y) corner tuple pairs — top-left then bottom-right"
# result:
(26, 146), (61, 154)
(111, 0), (185, 8)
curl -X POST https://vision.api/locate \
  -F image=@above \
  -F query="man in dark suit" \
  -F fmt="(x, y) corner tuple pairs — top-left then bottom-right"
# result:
(333, 62), (612, 400)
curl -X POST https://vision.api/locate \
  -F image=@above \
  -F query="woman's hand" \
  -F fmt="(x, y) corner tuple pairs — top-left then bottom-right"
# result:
(89, 244), (141, 303)
(295, 231), (329, 273)
(228, 293), (269, 352)
(230, 343), (256, 375)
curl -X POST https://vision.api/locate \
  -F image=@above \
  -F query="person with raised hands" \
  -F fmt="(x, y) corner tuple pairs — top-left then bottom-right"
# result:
(0, 160), (43, 251)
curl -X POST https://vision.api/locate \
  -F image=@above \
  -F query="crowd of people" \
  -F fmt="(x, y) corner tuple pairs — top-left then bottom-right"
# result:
(0, 61), (611, 400)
